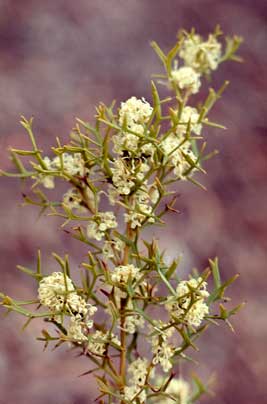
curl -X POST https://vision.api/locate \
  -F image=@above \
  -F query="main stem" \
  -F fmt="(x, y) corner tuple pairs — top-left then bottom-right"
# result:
(119, 221), (133, 404)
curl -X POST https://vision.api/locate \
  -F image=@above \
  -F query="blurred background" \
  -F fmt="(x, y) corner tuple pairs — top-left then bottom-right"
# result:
(0, 0), (266, 403)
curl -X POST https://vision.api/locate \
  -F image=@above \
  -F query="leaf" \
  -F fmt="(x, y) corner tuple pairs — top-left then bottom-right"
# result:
(151, 81), (162, 120)
(209, 257), (221, 289)
(17, 265), (42, 280)
(150, 41), (166, 65)
(208, 274), (239, 304)
(165, 258), (180, 280)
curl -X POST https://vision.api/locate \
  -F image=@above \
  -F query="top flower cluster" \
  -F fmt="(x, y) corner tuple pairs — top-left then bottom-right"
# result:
(171, 31), (222, 94)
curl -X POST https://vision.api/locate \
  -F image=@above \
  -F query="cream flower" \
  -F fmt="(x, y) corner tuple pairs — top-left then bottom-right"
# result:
(87, 211), (117, 241)
(63, 188), (83, 210)
(156, 377), (191, 404)
(179, 33), (222, 73)
(177, 106), (202, 136)
(36, 153), (87, 189)
(111, 264), (141, 284)
(88, 331), (121, 356)
(67, 316), (87, 343)
(114, 96), (153, 157)
(38, 272), (75, 312)
(103, 238), (125, 259)
(119, 96), (153, 127)
(150, 322), (175, 372)
(171, 66), (201, 94)
(165, 277), (209, 327)
(128, 357), (148, 386)
(38, 272), (97, 328)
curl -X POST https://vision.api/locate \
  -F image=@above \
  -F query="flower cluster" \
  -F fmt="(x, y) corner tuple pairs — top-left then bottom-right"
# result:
(38, 272), (97, 341)
(156, 377), (191, 404)
(165, 277), (209, 327)
(171, 66), (201, 94)
(160, 106), (202, 179)
(87, 211), (117, 241)
(63, 188), (84, 210)
(170, 32), (222, 118)
(38, 272), (75, 312)
(124, 184), (157, 229)
(179, 33), (222, 74)
(67, 316), (88, 342)
(87, 330), (121, 356)
(37, 153), (86, 189)
(111, 264), (141, 285)
(123, 358), (148, 403)
(150, 322), (175, 372)
(110, 157), (150, 198)
(124, 299), (145, 334)
(113, 96), (153, 155)
(103, 238), (125, 260)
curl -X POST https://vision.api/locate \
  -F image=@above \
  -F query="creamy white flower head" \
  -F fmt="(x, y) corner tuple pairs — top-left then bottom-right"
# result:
(87, 211), (117, 241)
(41, 176), (55, 189)
(103, 238), (125, 259)
(35, 156), (55, 189)
(124, 184), (156, 229)
(111, 264), (141, 284)
(113, 131), (141, 155)
(165, 277), (209, 327)
(38, 272), (75, 312)
(52, 153), (85, 176)
(179, 33), (222, 73)
(119, 96), (153, 127)
(157, 377), (191, 404)
(150, 321), (175, 372)
(38, 272), (97, 329)
(123, 385), (146, 403)
(161, 134), (198, 180)
(37, 153), (87, 189)
(177, 106), (202, 136)
(152, 340), (174, 372)
(114, 97), (153, 157)
(124, 313), (145, 334)
(88, 330), (121, 356)
(113, 131), (156, 156)
(111, 158), (135, 195)
(63, 188), (83, 210)
(67, 293), (97, 319)
(128, 357), (148, 386)
(67, 316), (87, 343)
(124, 203), (154, 229)
(171, 66), (201, 94)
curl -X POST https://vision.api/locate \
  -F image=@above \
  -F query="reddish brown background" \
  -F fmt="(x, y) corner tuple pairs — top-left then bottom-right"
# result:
(0, 1), (266, 403)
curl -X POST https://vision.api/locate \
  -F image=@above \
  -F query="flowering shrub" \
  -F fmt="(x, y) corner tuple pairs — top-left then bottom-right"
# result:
(0, 26), (243, 403)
